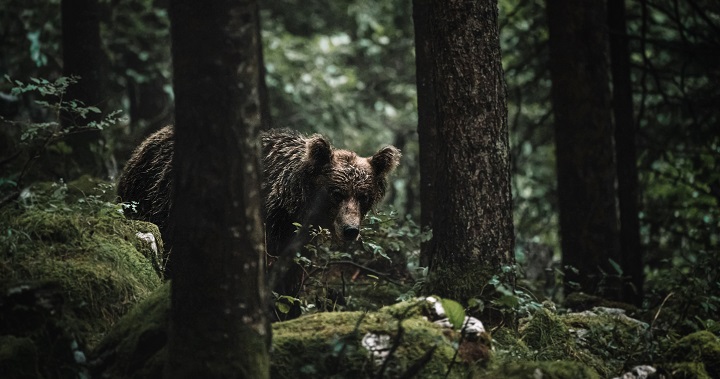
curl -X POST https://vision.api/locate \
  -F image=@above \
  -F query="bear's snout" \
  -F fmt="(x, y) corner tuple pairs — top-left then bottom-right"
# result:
(342, 225), (360, 241)
(336, 198), (362, 242)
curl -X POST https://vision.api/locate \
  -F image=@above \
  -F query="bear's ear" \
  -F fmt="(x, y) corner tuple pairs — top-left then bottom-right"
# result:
(305, 135), (332, 169)
(370, 146), (401, 177)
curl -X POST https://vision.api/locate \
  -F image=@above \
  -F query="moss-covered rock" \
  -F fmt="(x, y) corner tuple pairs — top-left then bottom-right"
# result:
(663, 331), (720, 378)
(493, 305), (651, 377)
(480, 360), (601, 379)
(91, 289), (490, 378)
(272, 310), (460, 378)
(0, 178), (163, 378)
(90, 282), (170, 379)
(660, 362), (711, 379)
(1, 179), (163, 345)
(517, 307), (603, 374)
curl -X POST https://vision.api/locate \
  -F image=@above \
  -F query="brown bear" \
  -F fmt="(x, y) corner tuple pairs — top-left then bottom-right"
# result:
(117, 126), (400, 298)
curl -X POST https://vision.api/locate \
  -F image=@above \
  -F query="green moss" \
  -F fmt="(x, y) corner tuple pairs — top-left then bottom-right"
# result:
(561, 308), (649, 372)
(92, 287), (482, 379)
(665, 331), (720, 378)
(423, 262), (497, 302)
(377, 297), (431, 318)
(271, 310), (461, 378)
(660, 362), (711, 379)
(90, 283), (170, 379)
(346, 281), (407, 311)
(511, 308), (611, 376)
(0, 179), (163, 346)
(491, 327), (530, 360)
(520, 308), (573, 357)
(480, 360), (601, 379)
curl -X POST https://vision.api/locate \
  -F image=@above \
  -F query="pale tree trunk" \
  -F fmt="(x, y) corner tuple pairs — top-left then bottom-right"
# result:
(164, 0), (269, 377)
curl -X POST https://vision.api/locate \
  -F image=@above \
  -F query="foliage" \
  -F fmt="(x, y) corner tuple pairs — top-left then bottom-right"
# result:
(499, 0), (557, 251)
(261, 0), (419, 217)
(483, 267), (543, 321)
(0, 177), (162, 379)
(662, 331), (720, 378)
(1, 1), (718, 376)
(273, 210), (430, 318)
(92, 286), (480, 379)
(0, 0), (62, 79)
(1, 75), (124, 192)
(646, 247), (720, 334)
(0, 178), (162, 343)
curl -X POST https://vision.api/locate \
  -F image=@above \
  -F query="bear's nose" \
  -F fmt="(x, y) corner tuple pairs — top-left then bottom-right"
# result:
(342, 226), (360, 241)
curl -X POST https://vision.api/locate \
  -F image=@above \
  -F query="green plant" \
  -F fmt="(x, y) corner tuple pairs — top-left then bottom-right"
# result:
(273, 210), (430, 317)
(0, 75), (123, 206)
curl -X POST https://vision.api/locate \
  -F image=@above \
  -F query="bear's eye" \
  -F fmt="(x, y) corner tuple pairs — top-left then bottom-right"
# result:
(357, 193), (369, 206)
(331, 189), (345, 202)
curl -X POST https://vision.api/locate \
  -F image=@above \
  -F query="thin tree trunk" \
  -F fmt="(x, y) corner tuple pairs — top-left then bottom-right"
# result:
(546, 0), (622, 299)
(608, 0), (643, 305)
(164, 0), (269, 377)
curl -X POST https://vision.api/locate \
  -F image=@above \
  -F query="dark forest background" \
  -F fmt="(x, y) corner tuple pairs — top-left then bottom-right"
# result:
(3, 0), (718, 315)
(1, 1), (719, 374)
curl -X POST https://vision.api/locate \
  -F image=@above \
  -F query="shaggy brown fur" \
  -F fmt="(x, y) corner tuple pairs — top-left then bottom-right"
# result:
(117, 126), (400, 292)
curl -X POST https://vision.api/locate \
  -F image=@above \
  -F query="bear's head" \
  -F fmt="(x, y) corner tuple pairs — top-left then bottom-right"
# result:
(303, 135), (401, 243)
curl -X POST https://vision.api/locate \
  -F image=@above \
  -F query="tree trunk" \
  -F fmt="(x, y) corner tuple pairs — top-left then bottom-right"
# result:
(546, 0), (622, 299)
(418, 0), (515, 303)
(61, 0), (107, 178)
(608, 0), (643, 306)
(164, 0), (269, 378)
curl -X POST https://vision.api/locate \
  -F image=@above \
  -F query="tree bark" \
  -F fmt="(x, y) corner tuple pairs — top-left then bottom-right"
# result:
(61, 0), (107, 177)
(608, 0), (643, 306)
(546, 0), (622, 299)
(165, 0), (269, 378)
(418, 0), (515, 303)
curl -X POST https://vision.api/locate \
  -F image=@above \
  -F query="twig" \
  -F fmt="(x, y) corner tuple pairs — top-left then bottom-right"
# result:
(444, 316), (471, 378)
(399, 346), (437, 379)
(326, 260), (402, 286)
(375, 318), (405, 379)
(651, 292), (674, 330)
(0, 189), (20, 209)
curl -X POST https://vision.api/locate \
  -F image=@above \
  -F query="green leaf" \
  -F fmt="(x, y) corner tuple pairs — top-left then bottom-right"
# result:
(276, 301), (290, 314)
(493, 294), (520, 309)
(440, 298), (465, 330)
(608, 258), (623, 275)
(467, 298), (485, 313)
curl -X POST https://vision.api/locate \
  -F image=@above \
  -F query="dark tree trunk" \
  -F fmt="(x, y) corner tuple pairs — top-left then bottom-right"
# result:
(413, 0), (437, 268)
(164, 0), (269, 378)
(418, 0), (515, 303)
(608, 0), (643, 306)
(546, 0), (622, 299)
(61, 0), (107, 177)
